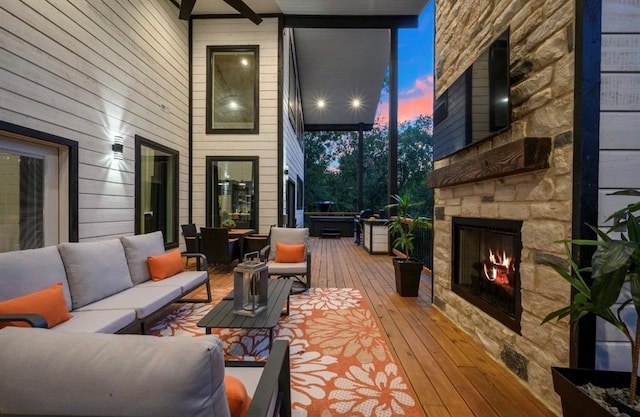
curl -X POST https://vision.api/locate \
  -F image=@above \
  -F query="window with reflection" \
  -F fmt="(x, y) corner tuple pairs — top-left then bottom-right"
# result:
(136, 136), (178, 247)
(206, 46), (259, 134)
(206, 157), (258, 230)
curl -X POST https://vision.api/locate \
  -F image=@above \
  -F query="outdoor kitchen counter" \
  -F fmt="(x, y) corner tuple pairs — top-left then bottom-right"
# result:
(362, 218), (389, 254)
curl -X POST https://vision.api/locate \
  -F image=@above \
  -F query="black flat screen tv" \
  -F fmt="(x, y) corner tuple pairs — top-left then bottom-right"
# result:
(433, 29), (511, 160)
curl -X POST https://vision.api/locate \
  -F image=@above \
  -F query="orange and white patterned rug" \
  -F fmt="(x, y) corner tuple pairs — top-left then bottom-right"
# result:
(150, 287), (422, 417)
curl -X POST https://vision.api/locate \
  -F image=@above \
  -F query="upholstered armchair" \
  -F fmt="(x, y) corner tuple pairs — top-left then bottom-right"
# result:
(262, 227), (311, 294)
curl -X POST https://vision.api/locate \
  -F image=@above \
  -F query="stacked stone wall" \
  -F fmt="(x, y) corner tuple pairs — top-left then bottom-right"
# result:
(433, 0), (575, 412)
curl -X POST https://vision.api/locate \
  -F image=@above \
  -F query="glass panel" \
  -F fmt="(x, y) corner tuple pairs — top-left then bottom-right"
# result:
(139, 143), (176, 245)
(210, 159), (256, 229)
(207, 46), (258, 133)
(0, 135), (61, 253)
(0, 152), (44, 252)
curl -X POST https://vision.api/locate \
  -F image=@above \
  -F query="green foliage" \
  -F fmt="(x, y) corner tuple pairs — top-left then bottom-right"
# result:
(541, 190), (640, 404)
(220, 219), (236, 228)
(385, 192), (432, 259)
(303, 116), (433, 215)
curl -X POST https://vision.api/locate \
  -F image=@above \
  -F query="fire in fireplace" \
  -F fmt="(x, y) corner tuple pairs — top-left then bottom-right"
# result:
(452, 217), (523, 333)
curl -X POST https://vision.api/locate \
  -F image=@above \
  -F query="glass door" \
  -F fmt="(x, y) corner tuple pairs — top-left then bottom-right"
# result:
(207, 157), (258, 229)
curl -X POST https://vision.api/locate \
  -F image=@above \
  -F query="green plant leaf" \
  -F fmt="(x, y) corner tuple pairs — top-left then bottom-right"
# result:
(592, 240), (635, 279)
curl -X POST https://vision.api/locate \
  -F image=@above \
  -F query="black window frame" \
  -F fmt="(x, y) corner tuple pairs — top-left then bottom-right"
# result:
(206, 156), (259, 230)
(206, 45), (260, 134)
(135, 135), (179, 249)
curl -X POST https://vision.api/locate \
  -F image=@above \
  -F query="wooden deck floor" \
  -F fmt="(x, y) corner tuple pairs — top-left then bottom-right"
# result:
(207, 237), (558, 417)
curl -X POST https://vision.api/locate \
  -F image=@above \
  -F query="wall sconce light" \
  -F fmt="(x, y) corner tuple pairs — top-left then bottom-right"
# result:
(112, 136), (124, 160)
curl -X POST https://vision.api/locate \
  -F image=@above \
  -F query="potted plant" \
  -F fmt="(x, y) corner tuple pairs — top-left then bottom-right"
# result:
(221, 219), (236, 229)
(542, 190), (640, 417)
(386, 193), (432, 297)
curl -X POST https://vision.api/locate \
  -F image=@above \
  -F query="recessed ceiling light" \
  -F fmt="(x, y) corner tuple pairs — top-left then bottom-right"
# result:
(351, 98), (361, 108)
(317, 99), (326, 109)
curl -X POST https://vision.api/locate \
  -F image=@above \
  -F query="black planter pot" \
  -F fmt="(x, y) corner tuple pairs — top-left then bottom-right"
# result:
(552, 366), (640, 417)
(392, 257), (422, 297)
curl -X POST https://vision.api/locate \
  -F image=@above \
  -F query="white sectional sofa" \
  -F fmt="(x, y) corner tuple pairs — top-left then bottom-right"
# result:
(0, 327), (291, 417)
(0, 231), (210, 333)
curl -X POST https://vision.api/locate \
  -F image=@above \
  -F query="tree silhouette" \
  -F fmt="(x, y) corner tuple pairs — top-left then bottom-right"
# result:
(304, 116), (433, 217)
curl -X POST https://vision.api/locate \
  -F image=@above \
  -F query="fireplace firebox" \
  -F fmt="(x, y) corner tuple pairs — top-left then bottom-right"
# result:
(452, 217), (522, 334)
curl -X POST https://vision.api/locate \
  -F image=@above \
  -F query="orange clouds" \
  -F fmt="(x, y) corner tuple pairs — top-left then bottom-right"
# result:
(376, 75), (434, 125)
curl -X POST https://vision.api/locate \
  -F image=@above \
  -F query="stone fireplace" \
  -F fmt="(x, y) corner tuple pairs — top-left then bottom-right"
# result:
(430, 1), (576, 412)
(452, 217), (523, 334)
(428, 136), (574, 409)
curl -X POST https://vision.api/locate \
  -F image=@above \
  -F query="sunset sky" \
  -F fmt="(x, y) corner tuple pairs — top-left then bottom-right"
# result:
(376, 2), (434, 125)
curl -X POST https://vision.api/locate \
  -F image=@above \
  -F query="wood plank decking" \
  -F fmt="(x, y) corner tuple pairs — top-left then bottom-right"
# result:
(207, 236), (558, 417)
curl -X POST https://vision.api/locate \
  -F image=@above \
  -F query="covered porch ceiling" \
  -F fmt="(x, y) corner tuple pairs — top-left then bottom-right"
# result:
(181, 0), (429, 130)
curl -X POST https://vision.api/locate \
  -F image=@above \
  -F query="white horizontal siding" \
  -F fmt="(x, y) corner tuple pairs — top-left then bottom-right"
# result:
(283, 28), (305, 227)
(596, 0), (640, 372)
(0, 0), (189, 241)
(191, 17), (280, 233)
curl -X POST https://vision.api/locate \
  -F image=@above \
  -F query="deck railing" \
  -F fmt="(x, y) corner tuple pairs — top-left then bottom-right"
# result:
(389, 220), (434, 273)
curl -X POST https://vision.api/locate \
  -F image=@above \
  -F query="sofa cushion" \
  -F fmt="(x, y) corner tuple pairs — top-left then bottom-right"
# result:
(267, 261), (308, 275)
(268, 227), (309, 261)
(148, 249), (184, 281)
(136, 270), (208, 294)
(120, 231), (165, 285)
(275, 242), (306, 263)
(0, 246), (72, 310)
(52, 309), (137, 333)
(58, 240), (133, 310)
(0, 327), (230, 417)
(75, 286), (181, 319)
(0, 282), (72, 328)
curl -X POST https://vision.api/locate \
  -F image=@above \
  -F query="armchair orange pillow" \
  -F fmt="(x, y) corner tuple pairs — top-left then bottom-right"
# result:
(274, 242), (306, 263)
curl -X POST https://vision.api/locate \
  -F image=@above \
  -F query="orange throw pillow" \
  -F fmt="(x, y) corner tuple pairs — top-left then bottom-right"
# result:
(225, 375), (252, 417)
(0, 282), (72, 328)
(147, 249), (184, 281)
(275, 242), (306, 263)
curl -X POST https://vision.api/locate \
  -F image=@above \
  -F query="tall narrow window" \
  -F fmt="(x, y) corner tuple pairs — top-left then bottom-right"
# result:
(206, 157), (258, 230)
(136, 136), (178, 247)
(0, 135), (68, 252)
(206, 46), (259, 134)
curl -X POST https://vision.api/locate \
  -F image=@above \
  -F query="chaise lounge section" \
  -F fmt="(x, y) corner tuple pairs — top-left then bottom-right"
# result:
(0, 326), (291, 417)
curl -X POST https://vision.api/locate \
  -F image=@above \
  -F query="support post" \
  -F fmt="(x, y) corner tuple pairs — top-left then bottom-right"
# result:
(358, 122), (364, 211)
(388, 27), (399, 216)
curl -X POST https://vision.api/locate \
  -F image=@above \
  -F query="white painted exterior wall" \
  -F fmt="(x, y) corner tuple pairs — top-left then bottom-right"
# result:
(595, 0), (640, 372)
(282, 28), (305, 228)
(191, 18), (280, 233)
(0, 0), (189, 241)
(191, 19), (305, 232)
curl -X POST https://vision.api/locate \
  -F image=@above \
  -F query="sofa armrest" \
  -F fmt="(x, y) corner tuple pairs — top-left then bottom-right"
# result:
(181, 252), (208, 271)
(249, 340), (291, 417)
(0, 313), (47, 328)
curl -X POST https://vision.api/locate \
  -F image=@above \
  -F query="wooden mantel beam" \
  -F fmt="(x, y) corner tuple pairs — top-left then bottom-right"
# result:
(427, 137), (552, 188)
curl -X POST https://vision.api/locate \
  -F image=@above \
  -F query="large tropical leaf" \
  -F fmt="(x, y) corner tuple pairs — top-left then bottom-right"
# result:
(592, 240), (636, 279)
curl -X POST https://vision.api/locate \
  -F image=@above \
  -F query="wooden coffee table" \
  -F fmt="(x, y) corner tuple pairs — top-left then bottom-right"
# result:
(197, 279), (293, 350)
